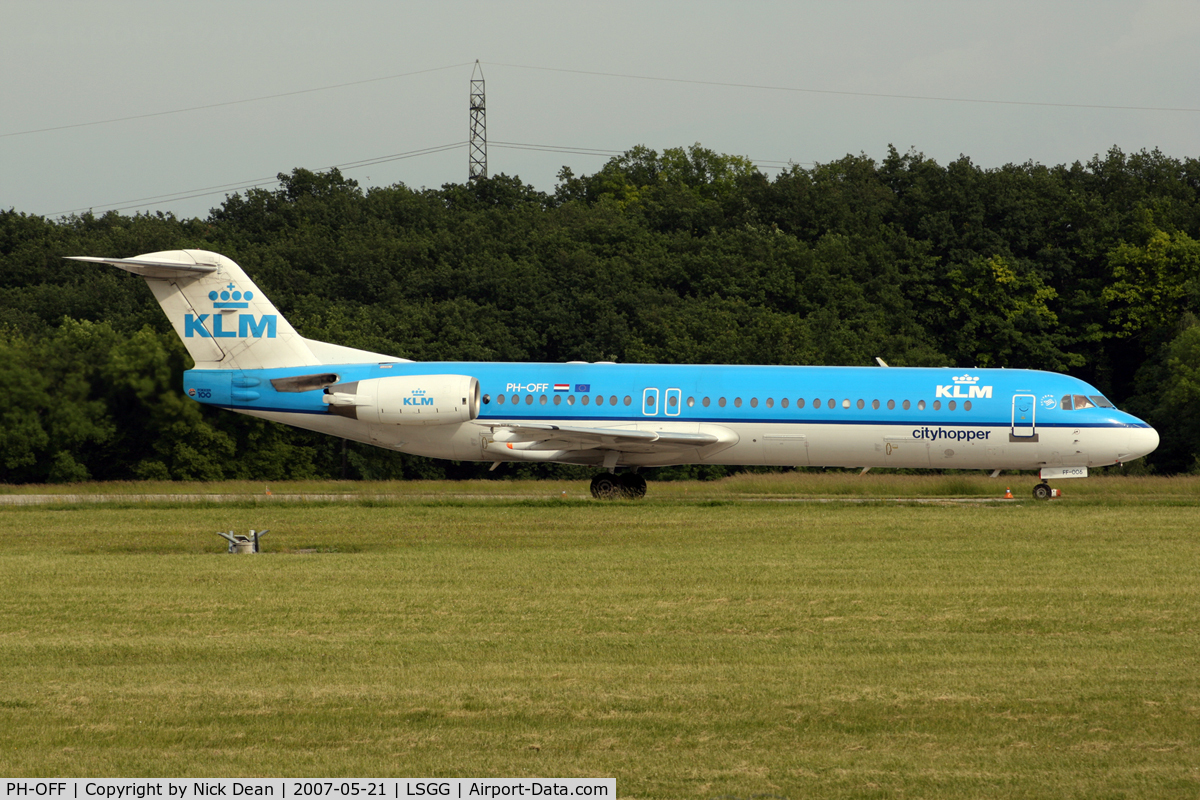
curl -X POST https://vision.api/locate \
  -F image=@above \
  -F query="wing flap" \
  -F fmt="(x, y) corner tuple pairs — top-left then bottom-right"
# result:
(481, 421), (721, 447)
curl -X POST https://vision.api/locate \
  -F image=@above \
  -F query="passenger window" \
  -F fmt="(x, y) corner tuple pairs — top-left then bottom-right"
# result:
(567, 395), (575, 406)
(813, 398), (822, 409)
(1090, 395), (1115, 408)
(686, 396), (695, 407)
(887, 400), (895, 410)
(796, 398), (805, 409)
(553, 395), (561, 405)
(750, 398), (758, 408)
(872, 399), (880, 410)
(668, 395), (677, 407)
(581, 396), (590, 405)
(781, 398), (789, 409)
(719, 397), (727, 407)
(703, 397), (711, 407)
(933, 400), (941, 410)
(917, 400), (925, 410)
(765, 397), (773, 408)
(842, 399), (850, 409)
(735, 398), (743, 408)
(1073, 395), (1094, 409)
(964, 400), (971, 411)
(596, 395), (604, 406)
(540, 395), (548, 405)
(625, 396), (633, 406)
(1061, 395), (1072, 410)
(857, 399), (865, 410)
(948, 400), (956, 410)
(525, 394), (534, 405)
(610, 395), (618, 406)
(902, 400), (910, 410)
(497, 394), (506, 404)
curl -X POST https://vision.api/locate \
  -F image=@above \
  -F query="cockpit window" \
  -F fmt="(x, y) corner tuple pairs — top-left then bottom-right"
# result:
(1062, 394), (1116, 411)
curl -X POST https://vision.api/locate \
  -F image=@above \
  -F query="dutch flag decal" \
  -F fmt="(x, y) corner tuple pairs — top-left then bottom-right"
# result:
(553, 383), (570, 392)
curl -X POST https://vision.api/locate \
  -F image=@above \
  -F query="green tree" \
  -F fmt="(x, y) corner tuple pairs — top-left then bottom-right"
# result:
(1144, 322), (1200, 472)
(1103, 220), (1200, 337)
(933, 254), (1078, 369)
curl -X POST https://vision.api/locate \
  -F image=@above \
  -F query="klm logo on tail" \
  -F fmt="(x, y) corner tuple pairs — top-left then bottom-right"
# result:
(185, 282), (277, 339)
(184, 314), (277, 338)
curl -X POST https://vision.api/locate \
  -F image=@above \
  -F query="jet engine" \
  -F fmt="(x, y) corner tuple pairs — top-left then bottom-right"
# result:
(323, 374), (480, 426)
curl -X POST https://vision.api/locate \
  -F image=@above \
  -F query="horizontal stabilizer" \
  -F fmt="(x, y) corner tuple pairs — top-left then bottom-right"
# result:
(65, 255), (218, 279)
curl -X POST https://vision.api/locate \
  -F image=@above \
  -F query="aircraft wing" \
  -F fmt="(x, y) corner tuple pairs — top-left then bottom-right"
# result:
(482, 421), (721, 448)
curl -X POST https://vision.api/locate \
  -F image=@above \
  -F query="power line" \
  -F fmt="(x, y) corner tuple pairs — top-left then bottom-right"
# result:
(47, 138), (808, 217)
(486, 61), (1200, 114)
(10, 56), (1194, 147)
(48, 142), (467, 216)
(491, 141), (626, 156)
(2, 63), (473, 139)
(491, 141), (801, 170)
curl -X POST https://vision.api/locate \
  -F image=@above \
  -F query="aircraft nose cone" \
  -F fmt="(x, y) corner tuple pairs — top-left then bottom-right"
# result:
(1131, 426), (1160, 459)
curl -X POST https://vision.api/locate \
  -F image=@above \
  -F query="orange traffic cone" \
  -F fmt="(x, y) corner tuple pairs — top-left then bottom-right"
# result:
(1004, 487), (1014, 499)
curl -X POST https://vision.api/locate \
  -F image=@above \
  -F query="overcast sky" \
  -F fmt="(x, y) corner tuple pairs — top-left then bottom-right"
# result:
(4, 0), (1199, 220)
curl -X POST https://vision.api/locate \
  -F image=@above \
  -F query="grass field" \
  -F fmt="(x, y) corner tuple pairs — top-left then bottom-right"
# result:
(2, 470), (1198, 500)
(1, 475), (1198, 798)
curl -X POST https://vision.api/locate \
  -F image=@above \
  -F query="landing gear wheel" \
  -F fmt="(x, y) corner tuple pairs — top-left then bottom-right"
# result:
(618, 472), (648, 499)
(590, 474), (621, 499)
(1033, 483), (1052, 501)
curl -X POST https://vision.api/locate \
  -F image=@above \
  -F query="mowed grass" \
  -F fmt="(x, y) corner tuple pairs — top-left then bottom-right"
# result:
(0, 486), (1198, 798)
(4, 470), (1199, 500)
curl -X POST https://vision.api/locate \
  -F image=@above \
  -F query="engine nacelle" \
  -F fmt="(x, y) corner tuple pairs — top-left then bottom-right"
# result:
(324, 374), (480, 426)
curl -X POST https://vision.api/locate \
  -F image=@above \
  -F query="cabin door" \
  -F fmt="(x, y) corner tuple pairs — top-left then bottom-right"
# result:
(1011, 393), (1037, 439)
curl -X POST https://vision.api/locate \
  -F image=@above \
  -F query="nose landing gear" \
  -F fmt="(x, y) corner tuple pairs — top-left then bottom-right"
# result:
(590, 472), (648, 499)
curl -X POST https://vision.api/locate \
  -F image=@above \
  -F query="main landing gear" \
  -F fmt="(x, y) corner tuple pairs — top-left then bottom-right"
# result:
(1032, 483), (1063, 500)
(590, 472), (648, 499)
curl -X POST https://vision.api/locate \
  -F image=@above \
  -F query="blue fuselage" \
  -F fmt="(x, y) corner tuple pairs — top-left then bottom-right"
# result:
(184, 361), (1157, 471)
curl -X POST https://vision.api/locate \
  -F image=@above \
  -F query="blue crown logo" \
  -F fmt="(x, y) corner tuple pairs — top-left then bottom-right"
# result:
(209, 282), (254, 309)
(411, 388), (427, 396)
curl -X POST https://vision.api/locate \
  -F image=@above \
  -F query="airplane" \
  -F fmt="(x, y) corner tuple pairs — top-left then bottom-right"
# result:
(68, 249), (1160, 499)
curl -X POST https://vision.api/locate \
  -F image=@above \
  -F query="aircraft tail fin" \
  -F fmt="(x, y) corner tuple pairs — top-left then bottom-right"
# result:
(68, 249), (320, 370)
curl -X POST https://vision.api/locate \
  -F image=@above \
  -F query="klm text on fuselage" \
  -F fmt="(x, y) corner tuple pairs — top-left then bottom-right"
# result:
(936, 384), (992, 399)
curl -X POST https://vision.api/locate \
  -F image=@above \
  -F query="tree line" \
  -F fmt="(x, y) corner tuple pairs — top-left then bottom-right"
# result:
(2, 143), (1198, 482)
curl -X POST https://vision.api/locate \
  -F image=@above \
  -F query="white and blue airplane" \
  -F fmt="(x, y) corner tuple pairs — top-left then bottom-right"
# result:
(70, 249), (1160, 499)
